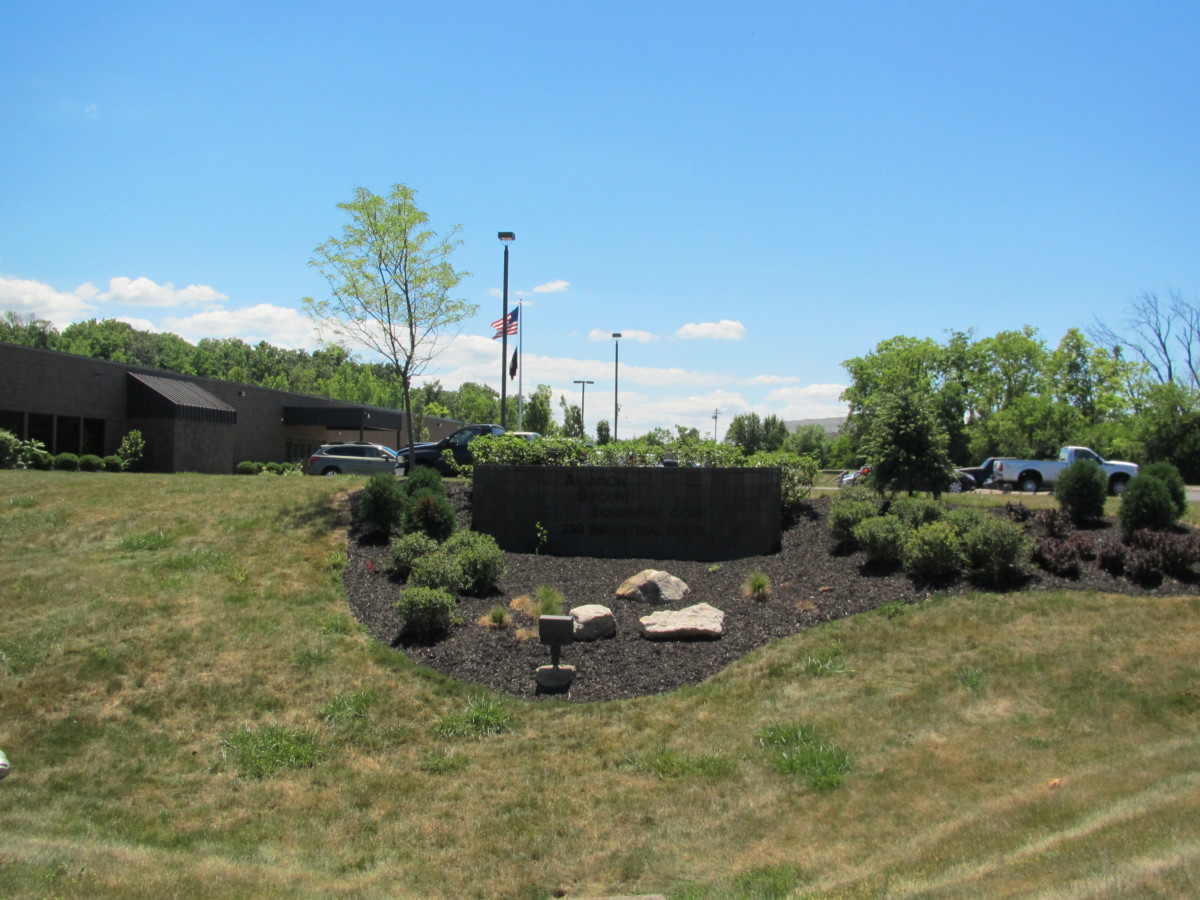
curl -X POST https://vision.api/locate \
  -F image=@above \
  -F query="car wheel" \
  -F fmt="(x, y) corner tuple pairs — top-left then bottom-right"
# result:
(1110, 477), (1128, 496)
(321, 466), (341, 476)
(949, 480), (963, 493)
(1020, 476), (1040, 493)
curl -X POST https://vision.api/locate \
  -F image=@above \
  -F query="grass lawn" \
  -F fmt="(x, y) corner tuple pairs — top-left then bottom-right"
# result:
(1, 470), (1198, 899)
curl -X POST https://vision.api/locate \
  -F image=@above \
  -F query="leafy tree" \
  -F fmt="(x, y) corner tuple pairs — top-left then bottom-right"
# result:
(303, 184), (475, 456)
(1135, 382), (1200, 482)
(522, 384), (555, 435)
(0, 311), (58, 348)
(595, 419), (612, 445)
(725, 413), (764, 454)
(783, 424), (832, 466)
(558, 396), (585, 438)
(451, 382), (499, 425)
(859, 390), (954, 497)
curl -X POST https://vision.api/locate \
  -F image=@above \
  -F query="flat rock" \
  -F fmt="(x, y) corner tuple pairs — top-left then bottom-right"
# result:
(571, 604), (616, 641)
(615, 569), (690, 603)
(639, 602), (724, 640)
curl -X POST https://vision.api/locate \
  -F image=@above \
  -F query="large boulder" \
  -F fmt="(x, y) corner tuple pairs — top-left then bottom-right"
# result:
(615, 569), (690, 603)
(571, 604), (616, 641)
(639, 603), (725, 640)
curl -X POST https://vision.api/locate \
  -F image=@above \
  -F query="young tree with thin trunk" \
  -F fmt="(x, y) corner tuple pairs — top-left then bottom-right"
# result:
(303, 184), (476, 456)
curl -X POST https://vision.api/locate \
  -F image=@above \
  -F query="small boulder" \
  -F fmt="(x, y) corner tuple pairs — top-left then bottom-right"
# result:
(615, 569), (690, 603)
(639, 602), (725, 640)
(571, 604), (616, 641)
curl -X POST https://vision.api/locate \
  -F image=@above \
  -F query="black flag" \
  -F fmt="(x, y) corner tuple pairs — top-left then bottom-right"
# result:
(509, 349), (518, 380)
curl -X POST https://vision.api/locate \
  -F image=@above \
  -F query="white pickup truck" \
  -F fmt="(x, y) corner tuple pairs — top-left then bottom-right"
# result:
(992, 446), (1139, 495)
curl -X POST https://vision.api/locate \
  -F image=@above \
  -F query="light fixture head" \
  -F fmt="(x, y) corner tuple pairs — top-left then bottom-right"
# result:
(498, 231), (515, 243)
(612, 332), (622, 339)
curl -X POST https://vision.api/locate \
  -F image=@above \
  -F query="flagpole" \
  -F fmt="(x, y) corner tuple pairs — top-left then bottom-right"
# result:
(517, 302), (524, 429)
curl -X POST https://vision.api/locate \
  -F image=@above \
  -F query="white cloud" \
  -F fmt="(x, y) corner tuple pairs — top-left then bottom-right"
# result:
(588, 328), (658, 342)
(675, 319), (746, 341)
(84, 104), (100, 120)
(98, 276), (228, 308)
(532, 279), (570, 293)
(764, 383), (849, 419)
(162, 304), (318, 349)
(0, 276), (97, 327)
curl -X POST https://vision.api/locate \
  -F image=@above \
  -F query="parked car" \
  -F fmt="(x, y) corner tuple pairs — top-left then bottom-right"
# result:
(950, 457), (1003, 493)
(397, 424), (506, 475)
(991, 446), (1139, 495)
(305, 441), (402, 476)
(839, 466), (870, 487)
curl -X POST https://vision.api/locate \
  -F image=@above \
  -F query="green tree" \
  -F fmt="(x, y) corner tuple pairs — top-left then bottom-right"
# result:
(558, 396), (584, 438)
(726, 413), (764, 454)
(860, 390), (954, 497)
(595, 419), (612, 445)
(522, 384), (555, 435)
(303, 184), (475, 455)
(0, 311), (59, 348)
(783, 423), (831, 466)
(451, 382), (499, 425)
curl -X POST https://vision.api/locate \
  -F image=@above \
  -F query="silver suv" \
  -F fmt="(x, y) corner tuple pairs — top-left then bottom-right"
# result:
(305, 442), (402, 476)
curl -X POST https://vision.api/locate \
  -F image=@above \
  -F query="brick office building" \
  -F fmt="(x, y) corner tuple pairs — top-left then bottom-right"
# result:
(0, 342), (457, 474)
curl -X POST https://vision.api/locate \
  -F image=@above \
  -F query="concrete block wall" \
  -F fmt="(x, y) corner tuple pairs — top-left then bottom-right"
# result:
(472, 465), (782, 561)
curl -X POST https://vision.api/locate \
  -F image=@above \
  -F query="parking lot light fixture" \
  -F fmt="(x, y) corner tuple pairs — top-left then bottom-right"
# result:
(573, 379), (594, 436)
(498, 232), (515, 427)
(612, 333), (622, 441)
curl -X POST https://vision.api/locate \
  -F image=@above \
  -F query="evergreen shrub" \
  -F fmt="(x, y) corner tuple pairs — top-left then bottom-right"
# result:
(852, 516), (910, 565)
(78, 454), (104, 472)
(889, 495), (944, 530)
(1120, 475), (1178, 537)
(0, 429), (18, 468)
(442, 530), (506, 594)
(53, 452), (80, 471)
(235, 461), (261, 475)
(28, 450), (53, 470)
(408, 550), (466, 593)
(103, 455), (124, 472)
(404, 489), (457, 542)
(359, 472), (406, 534)
(1141, 462), (1188, 518)
(403, 464), (445, 498)
(389, 532), (438, 579)
(960, 515), (1029, 583)
(1055, 459), (1108, 525)
(902, 521), (964, 582)
(394, 586), (457, 636)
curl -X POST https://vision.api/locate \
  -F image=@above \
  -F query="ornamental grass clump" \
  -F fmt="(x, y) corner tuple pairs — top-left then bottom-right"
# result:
(742, 571), (772, 601)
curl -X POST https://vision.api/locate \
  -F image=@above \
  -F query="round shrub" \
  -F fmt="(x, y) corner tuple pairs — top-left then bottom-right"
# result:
(103, 454), (124, 472)
(1032, 536), (1081, 578)
(852, 515), (910, 565)
(53, 452), (80, 471)
(443, 530), (507, 594)
(1131, 530), (1198, 579)
(1120, 475), (1178, 537)
(394, 586), (457, 637)
(889, 495), (945, 529)
(1096, 537), (1127, 575)
(944, 507), (987, 537)
(1141, 461), (1188, 518)
(78, 454), (104, 472)
(359, 472), (406, 535)
(264, 462), (283, 475)
(960, 515), (1029, 583)
(829, 499), (880, 545)
(28, 449), (53, 470)
(1055, 458), (1108, 525)
(902, 521), (965, 582)
(403, 464), (446, 498)
(389, 532), (439, 579)
(235, 461), (261, 475)
(404, 489), (457, 542)
(408, 550), (466, 593)
(0, 429), (19, 468)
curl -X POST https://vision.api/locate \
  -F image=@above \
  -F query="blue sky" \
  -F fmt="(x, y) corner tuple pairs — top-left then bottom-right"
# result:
(2, 1), (1197, 439)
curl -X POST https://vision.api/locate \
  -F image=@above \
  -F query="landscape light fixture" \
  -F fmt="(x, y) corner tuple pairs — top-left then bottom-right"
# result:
(612, 333), (622, 442)
(498, 232), (515, 427)
(573, 379), (594, 436)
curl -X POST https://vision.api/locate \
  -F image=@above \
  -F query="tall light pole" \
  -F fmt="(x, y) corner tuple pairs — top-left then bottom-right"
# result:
(612, 333), (622, 441)
(712, 407), (721, 441)
(498, 231), (515, 427)
(573, 379), (594, 437)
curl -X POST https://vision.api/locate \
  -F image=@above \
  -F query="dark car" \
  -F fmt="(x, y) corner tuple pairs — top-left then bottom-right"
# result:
(398, 424), (505, 475)
(305, 441), (402, 476)
(952, 457), (1001, 492)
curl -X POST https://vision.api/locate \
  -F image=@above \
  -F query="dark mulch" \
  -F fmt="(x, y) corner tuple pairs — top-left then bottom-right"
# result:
(342, 485), (1198, 703)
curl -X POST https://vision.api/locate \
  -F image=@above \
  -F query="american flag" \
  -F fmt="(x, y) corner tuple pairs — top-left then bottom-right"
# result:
(491, 308), (519, 339)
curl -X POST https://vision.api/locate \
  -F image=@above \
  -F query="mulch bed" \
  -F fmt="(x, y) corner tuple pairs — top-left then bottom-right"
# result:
(342, 484), (1198, 703)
